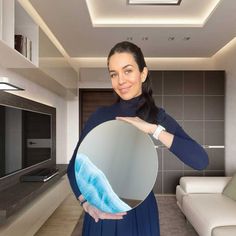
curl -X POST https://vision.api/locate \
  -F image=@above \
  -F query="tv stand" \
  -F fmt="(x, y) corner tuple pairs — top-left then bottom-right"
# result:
(0, 164), (68, 223)
(20, 167), (59, 182)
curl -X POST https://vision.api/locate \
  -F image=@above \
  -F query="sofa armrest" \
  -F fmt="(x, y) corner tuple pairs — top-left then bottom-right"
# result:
(179, 176), (232, 194)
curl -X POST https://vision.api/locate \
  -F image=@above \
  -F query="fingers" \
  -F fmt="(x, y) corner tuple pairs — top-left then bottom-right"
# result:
(116, 116), (142, 123)
(116, 116), (147, 132)
(84, 202), (126, 223)
(83, 202), (99, 222)
(115, 211), (127, 216)
(90, 210), (100, 222)
(116, 116), (140, 125)
(96, 208), (126, 220)
(116, 116), (131, 122)
(116, 116), (155, 134)
(99, 212), (125, 220)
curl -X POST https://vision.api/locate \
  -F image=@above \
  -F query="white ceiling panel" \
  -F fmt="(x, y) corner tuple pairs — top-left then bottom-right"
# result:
(28, 0), (236, 58)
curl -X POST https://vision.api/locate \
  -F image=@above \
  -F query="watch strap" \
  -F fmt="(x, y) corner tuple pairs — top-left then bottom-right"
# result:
(153, 125), (166, 140)
(78, 198), (87, 206)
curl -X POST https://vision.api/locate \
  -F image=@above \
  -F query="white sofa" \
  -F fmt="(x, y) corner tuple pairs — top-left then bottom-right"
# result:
(176, 176), (236, 236)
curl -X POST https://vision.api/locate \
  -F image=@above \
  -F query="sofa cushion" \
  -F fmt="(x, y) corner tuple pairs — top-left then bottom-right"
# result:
(179, 177), (231, 194)
(212, 226), (236, 236)
(182, 194), (236, 236)
(176, 185), (186, 207)
(223, 173), (236, 201)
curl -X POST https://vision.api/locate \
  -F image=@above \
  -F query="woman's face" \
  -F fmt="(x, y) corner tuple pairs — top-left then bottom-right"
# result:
(108, 52), (148, 100)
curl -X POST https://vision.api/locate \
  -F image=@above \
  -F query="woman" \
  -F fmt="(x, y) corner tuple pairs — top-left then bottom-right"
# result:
(67, 41), (209, 236)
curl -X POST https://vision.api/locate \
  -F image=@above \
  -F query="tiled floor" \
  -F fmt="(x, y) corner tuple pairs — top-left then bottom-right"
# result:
(35, 194), (198, 236)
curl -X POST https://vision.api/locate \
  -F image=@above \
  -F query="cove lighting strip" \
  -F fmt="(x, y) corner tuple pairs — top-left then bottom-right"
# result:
(128, 0), (181, 5)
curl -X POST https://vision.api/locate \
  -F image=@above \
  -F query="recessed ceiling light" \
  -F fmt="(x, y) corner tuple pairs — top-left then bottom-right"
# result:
(168, 37), (175, 41)
(183, 36), (191, 41)
(142, 37), (148, 41)
(126, 37), (133, 41)
(128, 0), (182, 5)
(0, 77), (24, 91)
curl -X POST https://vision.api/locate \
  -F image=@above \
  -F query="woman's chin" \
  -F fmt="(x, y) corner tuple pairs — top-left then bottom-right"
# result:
(119, 92), (142, 100)
(119, 93), (134, 100)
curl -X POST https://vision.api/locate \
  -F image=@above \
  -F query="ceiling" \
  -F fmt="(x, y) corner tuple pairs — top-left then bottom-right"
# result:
(86, 0), (221, 27)
(27, 0), (236, 61)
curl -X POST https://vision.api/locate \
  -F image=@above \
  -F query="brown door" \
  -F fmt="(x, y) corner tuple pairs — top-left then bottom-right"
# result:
(79, 89), (116, 132)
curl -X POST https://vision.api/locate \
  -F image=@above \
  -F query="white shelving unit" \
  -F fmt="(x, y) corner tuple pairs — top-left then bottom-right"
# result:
(0, 0), (2, 39)
(0, 0), (37, 68)
(0, 0), (74, 98)
(15, 0), (38, 66)
(1, 0), (14, 49)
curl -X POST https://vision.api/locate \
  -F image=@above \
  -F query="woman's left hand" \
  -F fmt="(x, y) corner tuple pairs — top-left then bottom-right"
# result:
(116, 116), (157, 134)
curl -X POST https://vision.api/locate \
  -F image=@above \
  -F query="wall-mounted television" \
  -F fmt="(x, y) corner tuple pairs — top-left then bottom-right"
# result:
(0, 91), (56, 189)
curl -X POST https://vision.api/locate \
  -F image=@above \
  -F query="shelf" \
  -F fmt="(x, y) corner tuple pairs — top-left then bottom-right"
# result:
(0, 164), (68, 223)
(0, 39), (77, 98)
(10, 66), (77, 98)
(15, 0), (39, 66)
(0, 1), (77, 98)
(0, 39), (36, 68)
(0, 0), (39, 67)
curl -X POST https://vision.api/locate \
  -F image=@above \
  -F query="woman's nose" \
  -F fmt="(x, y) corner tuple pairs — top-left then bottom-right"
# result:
(118, 73), (125, 84)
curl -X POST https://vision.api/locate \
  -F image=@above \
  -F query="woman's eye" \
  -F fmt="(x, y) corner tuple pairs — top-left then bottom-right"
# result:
(124, 69), (132, 75)
(110, 73), (117, 78)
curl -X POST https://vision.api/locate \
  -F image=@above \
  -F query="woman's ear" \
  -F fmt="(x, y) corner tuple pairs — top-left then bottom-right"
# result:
(141, 67), (148, 83)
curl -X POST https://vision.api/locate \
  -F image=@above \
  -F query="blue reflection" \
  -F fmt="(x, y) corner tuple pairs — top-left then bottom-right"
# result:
(74, 153), (131, 213)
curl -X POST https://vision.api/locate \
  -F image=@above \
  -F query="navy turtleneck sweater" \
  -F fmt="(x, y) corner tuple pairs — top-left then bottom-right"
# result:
(67, 95), (208, 236)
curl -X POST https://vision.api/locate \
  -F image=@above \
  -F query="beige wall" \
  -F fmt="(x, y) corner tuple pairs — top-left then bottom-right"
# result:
(213, 38), (236, 176)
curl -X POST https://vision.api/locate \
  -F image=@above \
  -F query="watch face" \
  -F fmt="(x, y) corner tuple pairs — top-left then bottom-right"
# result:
(74, 120), (158, 213)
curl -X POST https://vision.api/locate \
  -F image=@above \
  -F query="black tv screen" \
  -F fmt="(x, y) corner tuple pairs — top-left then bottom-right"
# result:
(0, 105), (52, 178)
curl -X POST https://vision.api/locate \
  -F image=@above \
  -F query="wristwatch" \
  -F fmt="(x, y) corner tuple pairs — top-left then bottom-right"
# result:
(78, 198), (87, 206)
(153, 124), (166, 140)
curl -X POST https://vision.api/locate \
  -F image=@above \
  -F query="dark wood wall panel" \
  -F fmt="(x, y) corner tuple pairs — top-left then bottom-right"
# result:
(79, 89), (115, 131)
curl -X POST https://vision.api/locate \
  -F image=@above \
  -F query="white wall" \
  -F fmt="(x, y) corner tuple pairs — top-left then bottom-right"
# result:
(67, 97), (79, 161)
(0, 64), (70, 164)
(79, 68), (111, 88)
(213, 38), (236, 176)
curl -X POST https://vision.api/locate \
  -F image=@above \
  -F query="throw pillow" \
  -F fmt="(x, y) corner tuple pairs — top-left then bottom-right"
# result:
(223, 173), (236, 201)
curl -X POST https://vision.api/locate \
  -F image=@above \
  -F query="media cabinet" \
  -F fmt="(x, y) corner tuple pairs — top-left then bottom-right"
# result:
(0, 164), (71, 236)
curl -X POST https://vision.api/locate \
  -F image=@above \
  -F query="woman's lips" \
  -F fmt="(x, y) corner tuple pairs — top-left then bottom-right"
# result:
(119, 86), (131, 94)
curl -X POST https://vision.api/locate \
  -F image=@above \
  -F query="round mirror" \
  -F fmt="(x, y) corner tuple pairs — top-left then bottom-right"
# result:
(74, 120), (158, 213)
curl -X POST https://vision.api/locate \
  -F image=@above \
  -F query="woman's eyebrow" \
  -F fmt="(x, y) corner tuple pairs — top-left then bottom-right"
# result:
(109, 69), (116, 73)
(109, 64), (134, 73)
(122, 64), (133, 69)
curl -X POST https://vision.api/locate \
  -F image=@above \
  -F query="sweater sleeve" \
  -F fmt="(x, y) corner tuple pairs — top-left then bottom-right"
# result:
(158, 108), (209, 170)
(67, 140), (81, 198)
(67, 108), (106, 198)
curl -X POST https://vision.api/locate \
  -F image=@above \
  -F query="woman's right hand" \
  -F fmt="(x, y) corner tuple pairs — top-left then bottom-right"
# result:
(82, 201), (127, 223)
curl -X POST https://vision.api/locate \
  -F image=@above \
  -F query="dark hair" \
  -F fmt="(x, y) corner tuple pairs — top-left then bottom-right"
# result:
(107, 41), (159, 123)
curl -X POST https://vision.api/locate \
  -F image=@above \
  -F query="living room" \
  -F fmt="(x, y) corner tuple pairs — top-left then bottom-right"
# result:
(0, 0), (236, 236)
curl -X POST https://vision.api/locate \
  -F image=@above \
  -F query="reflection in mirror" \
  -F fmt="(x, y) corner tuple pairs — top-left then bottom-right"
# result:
(75, 120), (158, 213)
(0, 105), (52, 178)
